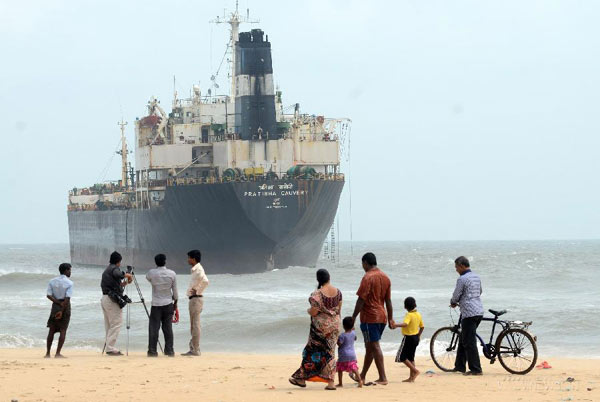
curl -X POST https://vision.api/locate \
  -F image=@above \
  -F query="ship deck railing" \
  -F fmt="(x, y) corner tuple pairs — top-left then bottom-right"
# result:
(69, 181), (126, 196)
(67, 203), (131, 212)
(163, 173), (344, 187)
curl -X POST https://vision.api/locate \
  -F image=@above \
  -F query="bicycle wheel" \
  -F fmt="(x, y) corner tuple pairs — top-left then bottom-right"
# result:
(496, 328), (537, 375)
(430, 326), (460, 372)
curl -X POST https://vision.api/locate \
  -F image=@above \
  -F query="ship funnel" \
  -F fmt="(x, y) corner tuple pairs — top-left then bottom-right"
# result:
(251, 29), (264, 42)
(234, 29), (276, 141)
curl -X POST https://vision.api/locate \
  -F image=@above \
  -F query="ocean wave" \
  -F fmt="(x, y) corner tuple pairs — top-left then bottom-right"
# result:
(0, 295), (105, 309)
(206, 314), (309, 334)
(0, 298), (47, 308)
(0, 333), (100, 350)
(209, 290), (309, 303)
(0, 270), (54, 280)
(0, 333), (45, 348)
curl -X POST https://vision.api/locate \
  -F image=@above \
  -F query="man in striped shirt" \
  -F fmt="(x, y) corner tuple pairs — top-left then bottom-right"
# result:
(450, 256), (484, 375)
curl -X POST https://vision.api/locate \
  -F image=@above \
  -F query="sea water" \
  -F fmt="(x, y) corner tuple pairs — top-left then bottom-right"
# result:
(0, 241), (598, 358)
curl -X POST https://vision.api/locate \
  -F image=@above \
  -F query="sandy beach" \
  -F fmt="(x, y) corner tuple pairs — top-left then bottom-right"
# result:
(0, 349), (597, 402)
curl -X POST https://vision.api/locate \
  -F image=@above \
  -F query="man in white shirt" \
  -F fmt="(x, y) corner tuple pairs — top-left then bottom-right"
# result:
(45, 263), (73, 358)
(181, 249), (209, 356)
(146, 253), (178, 357)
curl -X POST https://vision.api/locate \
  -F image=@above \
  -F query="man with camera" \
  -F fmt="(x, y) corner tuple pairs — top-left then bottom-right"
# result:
(100, 251), (132, 356)
(146, 253), (178, 357)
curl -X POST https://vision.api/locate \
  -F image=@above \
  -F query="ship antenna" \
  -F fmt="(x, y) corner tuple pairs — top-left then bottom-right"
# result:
(172, 75), (178, 108)
(116, 119), (129, 189)
(210, 0), (259, 99)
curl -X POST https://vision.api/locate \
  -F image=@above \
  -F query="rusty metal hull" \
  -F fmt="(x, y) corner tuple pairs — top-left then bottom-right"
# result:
(67, 179), (343, 274)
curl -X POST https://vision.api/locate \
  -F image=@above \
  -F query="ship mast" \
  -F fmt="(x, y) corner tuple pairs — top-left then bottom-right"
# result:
(116, 119), (128, 188)
(210, 0), (259, 99)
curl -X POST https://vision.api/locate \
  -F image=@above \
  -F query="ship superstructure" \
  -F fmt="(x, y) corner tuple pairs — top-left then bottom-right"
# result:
(67, 5), (349, 273)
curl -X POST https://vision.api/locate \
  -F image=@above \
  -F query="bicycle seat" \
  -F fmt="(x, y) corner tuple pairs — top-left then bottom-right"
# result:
(489, 309), (507, 317)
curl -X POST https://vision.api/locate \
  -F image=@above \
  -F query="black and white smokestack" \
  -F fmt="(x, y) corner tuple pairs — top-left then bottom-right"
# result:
(234, 29), (277, 141)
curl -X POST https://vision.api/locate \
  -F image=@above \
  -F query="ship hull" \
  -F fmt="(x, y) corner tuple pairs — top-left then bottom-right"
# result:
(68, 179), (343, 274)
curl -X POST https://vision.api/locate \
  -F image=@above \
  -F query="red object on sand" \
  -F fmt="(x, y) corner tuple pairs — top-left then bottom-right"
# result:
(172, 308), (179, 323)
(536, 361), (552, 369)
(307, 376), (329, 383)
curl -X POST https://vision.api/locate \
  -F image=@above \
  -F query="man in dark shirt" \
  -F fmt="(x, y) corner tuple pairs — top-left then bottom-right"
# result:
(351, 252), (394, 385)
(100, 251), (132, 356)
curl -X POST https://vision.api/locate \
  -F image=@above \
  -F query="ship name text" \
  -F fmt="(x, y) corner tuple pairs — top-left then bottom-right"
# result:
(243, 183), (305, 197)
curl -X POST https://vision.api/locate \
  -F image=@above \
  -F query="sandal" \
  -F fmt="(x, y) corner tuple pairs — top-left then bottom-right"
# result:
(289, 378), (306, 388)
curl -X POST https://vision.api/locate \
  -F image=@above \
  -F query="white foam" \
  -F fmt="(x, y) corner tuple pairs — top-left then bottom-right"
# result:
(0, 333), (45, 348)
(0, 268), (54, 277)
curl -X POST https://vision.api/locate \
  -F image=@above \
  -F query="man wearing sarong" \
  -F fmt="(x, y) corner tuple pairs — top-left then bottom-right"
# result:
(45, 263), (73, 358)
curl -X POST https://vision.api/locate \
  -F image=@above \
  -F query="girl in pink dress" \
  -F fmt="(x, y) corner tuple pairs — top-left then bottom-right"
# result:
(336, 316), (363, 387)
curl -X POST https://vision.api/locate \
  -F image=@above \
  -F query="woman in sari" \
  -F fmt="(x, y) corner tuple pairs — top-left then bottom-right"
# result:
(289, 269), (342, 390)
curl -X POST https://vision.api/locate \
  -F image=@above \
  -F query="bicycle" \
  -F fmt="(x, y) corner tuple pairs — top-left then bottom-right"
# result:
(430, 308), (538, 375)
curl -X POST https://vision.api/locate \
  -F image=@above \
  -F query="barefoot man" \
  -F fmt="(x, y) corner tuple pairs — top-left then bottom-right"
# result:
(45, 263), (73, 358)
(351, 252), (394, 385)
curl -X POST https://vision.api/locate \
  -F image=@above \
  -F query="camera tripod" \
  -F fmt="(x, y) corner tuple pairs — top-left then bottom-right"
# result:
(125, 269), (163, 355)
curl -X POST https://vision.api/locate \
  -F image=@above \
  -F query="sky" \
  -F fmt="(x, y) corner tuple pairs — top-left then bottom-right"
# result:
(1, 0), (599, 243)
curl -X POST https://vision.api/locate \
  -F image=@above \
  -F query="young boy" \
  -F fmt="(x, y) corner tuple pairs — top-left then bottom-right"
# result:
(393, 297), (424, 382)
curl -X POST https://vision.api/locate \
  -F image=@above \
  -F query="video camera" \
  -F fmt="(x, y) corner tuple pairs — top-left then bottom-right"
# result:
(108, 289), (132, 309)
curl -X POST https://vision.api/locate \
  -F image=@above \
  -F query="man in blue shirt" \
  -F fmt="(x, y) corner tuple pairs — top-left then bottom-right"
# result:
(450, 256), (484, 375)
(45, 263), (73, 358)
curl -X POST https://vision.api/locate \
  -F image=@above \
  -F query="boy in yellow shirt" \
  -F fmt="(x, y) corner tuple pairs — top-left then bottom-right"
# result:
(392, 297), (424, 382)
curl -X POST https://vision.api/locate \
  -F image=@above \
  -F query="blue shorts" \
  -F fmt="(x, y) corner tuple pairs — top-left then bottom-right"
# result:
(360, 323), (386, 343)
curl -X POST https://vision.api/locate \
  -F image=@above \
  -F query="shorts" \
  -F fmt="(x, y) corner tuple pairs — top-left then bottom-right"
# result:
(395, 334), (419, 363)
(336, 360), (359, 373)
(360, 323), (386, 343)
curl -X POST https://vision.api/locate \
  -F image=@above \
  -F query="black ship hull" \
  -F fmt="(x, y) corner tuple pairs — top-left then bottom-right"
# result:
(68, 179), (343, 274)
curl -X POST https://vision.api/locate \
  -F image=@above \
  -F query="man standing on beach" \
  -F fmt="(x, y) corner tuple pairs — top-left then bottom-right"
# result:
(100, 251), (132, 356)
(45, 263), (73, 358)
(351, 252), (393, 385)
(182, 249), (209, 356)
(450, 256), (484, 375)
(146, 253), (178, 357)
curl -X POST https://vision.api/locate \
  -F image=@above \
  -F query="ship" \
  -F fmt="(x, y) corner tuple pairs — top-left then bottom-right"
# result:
(67, 5), (349, 274)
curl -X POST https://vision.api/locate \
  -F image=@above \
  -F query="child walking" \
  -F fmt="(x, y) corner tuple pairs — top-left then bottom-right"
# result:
(336, 317), (363, 387)
(393, 297), (424, 382)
